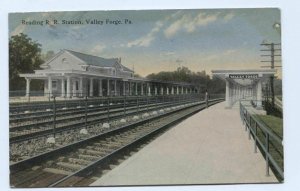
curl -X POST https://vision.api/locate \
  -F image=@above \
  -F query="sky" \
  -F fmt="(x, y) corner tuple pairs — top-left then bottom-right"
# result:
(9, 9), (281, 78)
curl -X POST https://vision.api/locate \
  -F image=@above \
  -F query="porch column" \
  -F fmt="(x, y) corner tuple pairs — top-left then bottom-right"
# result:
(72, 79), (76, 97)
(135, 82), (138, 95)
(107, 79), (110, 96)
(225, 80), (230, 108)
(177, 86), (179, 94)
(171, 87), (174, 95)
(79, 77), (83, 97)
(233, 87), (236, 103)
(256, 80), (262, 109)
(89, 78), (93, 97)
(98, 79), (103, 96)
(141, 83), (144, 95)
(167, 87), (169, 95)
(237, 87), (239, 101)
(61, 78), (65, 97)
(123, 81), (126, 96)
(114, 80), (117, 96)
(25, 78), (31, 97)
(154, 86), (157, 95)
(48, 76), (52, 97)
(67, 76), (71, 98)
(240, 87), (242, 98)
(148, 83), (151, 96)
(160, 86), (164, 95)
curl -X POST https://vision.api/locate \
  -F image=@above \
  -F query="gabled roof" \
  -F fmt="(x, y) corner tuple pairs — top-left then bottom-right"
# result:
(65, 49), (133, 72)
(121, 65), (133, 73)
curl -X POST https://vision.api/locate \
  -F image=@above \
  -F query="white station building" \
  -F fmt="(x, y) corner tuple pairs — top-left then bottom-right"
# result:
(19, 49), (197, 98)
(212, 69), (276, 109)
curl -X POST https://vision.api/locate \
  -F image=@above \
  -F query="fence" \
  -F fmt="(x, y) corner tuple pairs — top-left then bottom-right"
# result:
(10, 93), (225, 142)
(239, 101), (284, 181)
(9, 91), (225, 104)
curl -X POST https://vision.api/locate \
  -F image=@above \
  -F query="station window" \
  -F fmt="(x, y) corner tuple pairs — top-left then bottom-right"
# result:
(76, 81), (79, 90)
(52, 80), (57, 90)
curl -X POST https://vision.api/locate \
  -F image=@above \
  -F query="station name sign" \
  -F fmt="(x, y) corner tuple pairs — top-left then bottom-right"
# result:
(229, 74), (259, 79)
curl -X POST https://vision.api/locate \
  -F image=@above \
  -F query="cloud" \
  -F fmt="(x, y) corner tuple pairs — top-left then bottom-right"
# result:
(90, 44), (106, 54)
(202, 49), (238, 62)
(164, 12), (219, 38)
(126, 21), (163, 48)
(164, 17), (184, 39)
(161, 51), (175, 56)
(223, 49), (237, 55)
(164, 12), (235, 38)
(10, 24), (26, 36)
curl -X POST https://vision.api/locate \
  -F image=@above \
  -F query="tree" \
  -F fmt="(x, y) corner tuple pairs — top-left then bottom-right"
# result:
(9, 33), (44, 91)
(41, 50), (55, 62)
(133, 73), (142, 78)
(146, 66), (225, 94)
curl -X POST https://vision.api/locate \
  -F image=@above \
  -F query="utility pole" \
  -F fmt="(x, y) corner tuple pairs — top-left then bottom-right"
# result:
(260, 42), (281, 107)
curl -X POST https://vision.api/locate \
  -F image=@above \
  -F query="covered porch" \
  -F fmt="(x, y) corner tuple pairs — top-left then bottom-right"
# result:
(19, 71), (197, 100)
(212, 69), (276, 109)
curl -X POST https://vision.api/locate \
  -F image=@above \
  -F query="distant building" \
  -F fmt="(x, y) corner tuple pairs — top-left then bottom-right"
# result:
(20, 49), (195, 98)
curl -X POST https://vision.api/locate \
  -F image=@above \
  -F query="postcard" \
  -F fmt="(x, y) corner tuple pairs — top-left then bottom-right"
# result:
(8, 8), (283, 187)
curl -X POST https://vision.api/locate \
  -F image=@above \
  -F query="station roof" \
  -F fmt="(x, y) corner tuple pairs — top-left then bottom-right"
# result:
(65, 49), (133, 72)
(212, 69), (276, 86)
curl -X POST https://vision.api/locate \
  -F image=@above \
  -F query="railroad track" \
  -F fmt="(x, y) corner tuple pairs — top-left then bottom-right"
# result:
(10, 99), (223, 188)
(9, 97), (178, 128)
(9, 96), (165, 121)
(9, 98), (201, 163)
(9, 96), (141, 114)
(10, 98), (198, 143)
(9, 95), (186, 115)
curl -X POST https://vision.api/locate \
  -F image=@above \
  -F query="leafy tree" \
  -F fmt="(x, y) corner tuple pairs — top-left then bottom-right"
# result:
(207, 76), (225, 94)
(146, 66), (225, 94)
(133, 73), (142, 78)
(41, 50), (55, 62)
(9, 33), (43, 91)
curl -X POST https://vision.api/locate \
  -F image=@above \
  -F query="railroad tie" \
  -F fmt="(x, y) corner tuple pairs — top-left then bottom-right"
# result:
(68, 158), (91, 165)
(86, 146), (113, 153)
(95, 142), (122, 148)
(78, 154), (99, 161)
(56, 162), (84, 171)
(43, 167), (72, 176)
(79, 148), (107, 156)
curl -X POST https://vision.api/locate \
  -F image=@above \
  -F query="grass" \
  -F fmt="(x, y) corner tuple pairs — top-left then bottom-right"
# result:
(256, 115), (283, 139)
(253, 114), (284, 181)
(276, 95), (283, 101)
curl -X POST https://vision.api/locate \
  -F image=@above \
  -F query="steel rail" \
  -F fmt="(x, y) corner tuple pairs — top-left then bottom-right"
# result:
(9, 95), (190, 114)
(10, 99), (223, 187)
(10, 99), (223, 173)
(9, 96), (166, 120)
(51, 102), (214, 187)
(9, 99), (176, 130)
(10, 98), (199, 143)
